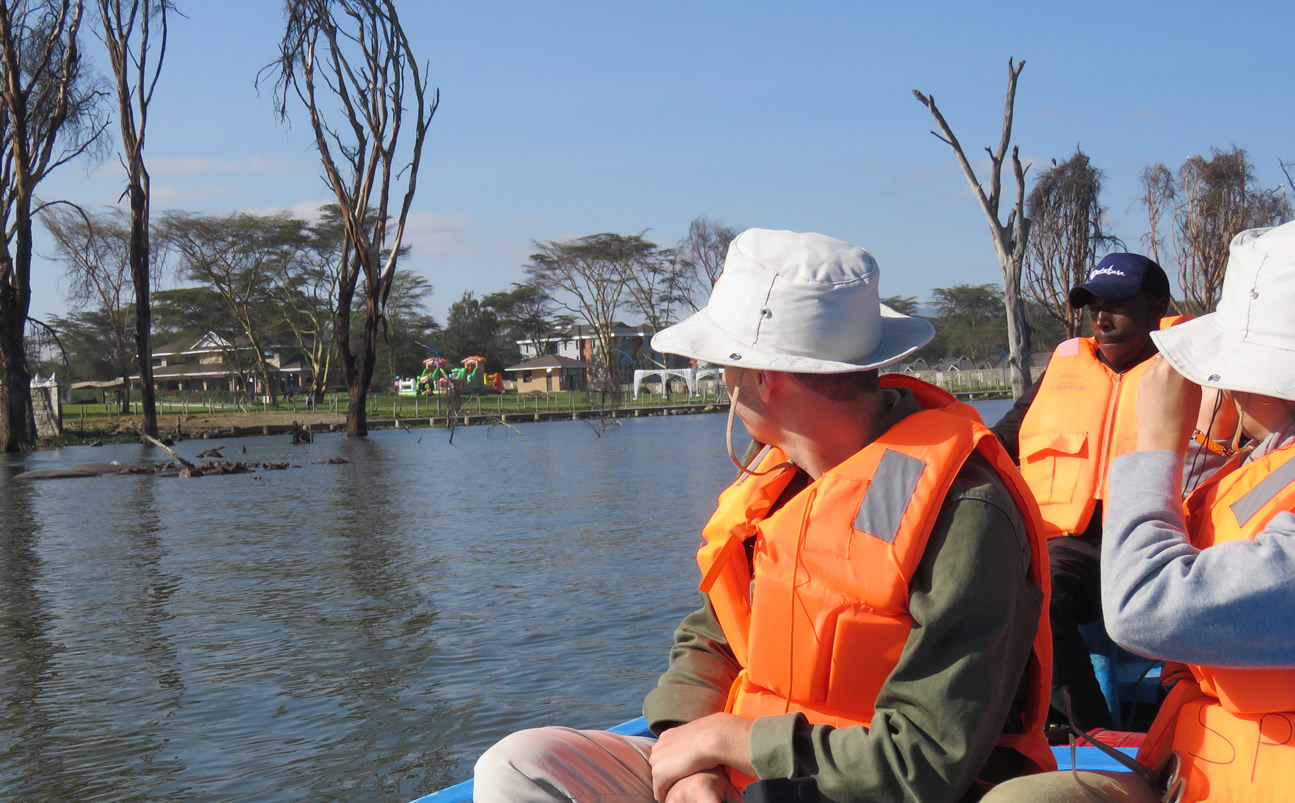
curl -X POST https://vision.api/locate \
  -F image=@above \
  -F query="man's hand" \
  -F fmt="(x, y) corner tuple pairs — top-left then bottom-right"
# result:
(1136, 356), (1201, 453)
(649, 713), (754, 802)
(661, 768), (741, 803)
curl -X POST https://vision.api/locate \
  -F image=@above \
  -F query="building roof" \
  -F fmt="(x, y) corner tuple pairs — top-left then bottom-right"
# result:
(522, 321), (656, 345)
(143, 361), (308, 381)
(154, 331), (312, 357)
(504, 354), (593, 372)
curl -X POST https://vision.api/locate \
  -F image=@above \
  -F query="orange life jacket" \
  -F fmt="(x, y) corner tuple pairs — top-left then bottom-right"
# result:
(696, 378), (1056, 788)
(1018, 316), (1189, 538)
(1136, 443), (1295, 801)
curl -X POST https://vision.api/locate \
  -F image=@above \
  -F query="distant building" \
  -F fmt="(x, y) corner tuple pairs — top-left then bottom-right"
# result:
(517, 321), (689, 387)
(887, 351), (1052, 390)
(504, 354), (594, 394)
(139, 331), (313, 395)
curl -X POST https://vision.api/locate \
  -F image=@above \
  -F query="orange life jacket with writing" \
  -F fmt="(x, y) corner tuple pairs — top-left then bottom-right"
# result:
(1136, 443), (1295, 801)
(696, 378), (1056, 787)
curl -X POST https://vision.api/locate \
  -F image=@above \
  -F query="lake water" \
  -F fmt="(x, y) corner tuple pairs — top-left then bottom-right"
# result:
(0, 400), (1012, 802)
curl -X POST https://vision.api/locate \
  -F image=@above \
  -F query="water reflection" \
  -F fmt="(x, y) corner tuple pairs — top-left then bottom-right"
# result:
(0, 402), (1011, 800)
(0, 471), (58, 790)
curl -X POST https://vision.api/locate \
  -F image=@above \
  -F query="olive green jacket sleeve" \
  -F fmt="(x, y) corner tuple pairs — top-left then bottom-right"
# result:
(643, 459), (1043, 803)
(642, 592), (741, 732)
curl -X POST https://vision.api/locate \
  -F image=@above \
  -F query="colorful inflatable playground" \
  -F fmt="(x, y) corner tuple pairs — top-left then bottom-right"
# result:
(395, 355), (504, 396)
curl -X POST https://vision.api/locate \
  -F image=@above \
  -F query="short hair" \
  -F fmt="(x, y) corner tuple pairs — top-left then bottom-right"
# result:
(789, 369), (880, 401)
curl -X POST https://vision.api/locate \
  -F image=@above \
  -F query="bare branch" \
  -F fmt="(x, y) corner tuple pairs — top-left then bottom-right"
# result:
(268, 0), (436, 436)
(914, 59), (1034, 397)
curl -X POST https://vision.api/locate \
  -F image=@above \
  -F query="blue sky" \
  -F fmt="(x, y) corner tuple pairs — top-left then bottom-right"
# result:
(31, 0), (1295, 328)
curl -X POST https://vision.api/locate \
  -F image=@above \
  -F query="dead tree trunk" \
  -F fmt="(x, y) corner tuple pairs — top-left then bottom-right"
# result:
(914, 58), (1034, 399)
(0, 1), (108, 450)
(267, 0), (436, 438)
(99, 0), (170, 438)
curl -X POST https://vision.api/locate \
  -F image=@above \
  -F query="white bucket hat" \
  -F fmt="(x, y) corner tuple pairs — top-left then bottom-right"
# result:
(651, 228), (935, 373)
(1152, 219), (1295, 401)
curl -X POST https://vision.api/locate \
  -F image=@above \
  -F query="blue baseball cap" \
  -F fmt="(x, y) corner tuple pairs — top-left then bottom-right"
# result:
(1067, 253), (1171, 308)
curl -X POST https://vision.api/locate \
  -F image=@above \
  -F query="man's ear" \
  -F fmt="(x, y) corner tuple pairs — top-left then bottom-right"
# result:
(1151, 295), (1171, 319)
(755, 370), (785, 403)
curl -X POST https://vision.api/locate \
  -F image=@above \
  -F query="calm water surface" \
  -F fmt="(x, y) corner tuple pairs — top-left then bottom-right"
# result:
(0, 401), (1012, 802)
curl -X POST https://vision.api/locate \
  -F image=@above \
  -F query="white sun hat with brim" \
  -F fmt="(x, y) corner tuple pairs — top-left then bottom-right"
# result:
(651, 228), (935, 373)
(1151, 219), (1295, 402)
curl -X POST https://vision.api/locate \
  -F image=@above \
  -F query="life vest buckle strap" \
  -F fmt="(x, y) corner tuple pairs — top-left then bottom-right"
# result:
(699, 536), (747, 594)
(1154, 753), (1184, 803)
(1059, 690), (1156, 784)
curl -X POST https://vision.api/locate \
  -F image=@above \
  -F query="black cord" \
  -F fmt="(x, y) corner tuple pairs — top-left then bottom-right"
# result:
(1183, 391), (1224, 495)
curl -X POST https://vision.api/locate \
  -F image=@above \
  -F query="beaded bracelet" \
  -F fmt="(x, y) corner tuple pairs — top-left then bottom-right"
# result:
(1192, 428), (1235, 458)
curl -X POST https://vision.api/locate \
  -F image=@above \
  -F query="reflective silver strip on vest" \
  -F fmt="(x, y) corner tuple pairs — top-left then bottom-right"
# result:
(735, 444), (774, 486)
(1230, 456), (1295, 528)
(854, 449), (927, 544)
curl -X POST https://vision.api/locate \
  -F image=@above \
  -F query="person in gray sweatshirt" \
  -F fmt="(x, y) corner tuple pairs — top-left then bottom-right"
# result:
(986, 220), (1295, 802)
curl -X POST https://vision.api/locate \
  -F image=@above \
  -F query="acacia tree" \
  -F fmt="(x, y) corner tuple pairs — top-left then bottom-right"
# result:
(881, 295), (920, 316)
(1025, 149), (1121, 338)
(267, 0), (437, 437)
(525, 233), (657, 390)
(160, 211), (306, 405)
(483, 282), (562, 360)
(914, 58), (1034, 398)
(0, 0), (108, 451)
(1173, 148), (1290, 314)
(95, 0), (169, 437)
(39, 205), (146, 396)
(930, 283), (1008, 361)
(266, 206), (345, 401)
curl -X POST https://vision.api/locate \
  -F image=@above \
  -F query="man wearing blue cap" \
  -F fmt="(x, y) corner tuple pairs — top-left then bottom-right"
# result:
(993, 253), (1203, 734)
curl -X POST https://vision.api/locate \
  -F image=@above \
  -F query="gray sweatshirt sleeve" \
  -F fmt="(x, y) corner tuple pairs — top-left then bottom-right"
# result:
(1102, 449), (1295, 666)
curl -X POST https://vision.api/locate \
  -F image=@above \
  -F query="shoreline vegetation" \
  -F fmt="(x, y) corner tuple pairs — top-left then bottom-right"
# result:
(39, 386), (1012, 450)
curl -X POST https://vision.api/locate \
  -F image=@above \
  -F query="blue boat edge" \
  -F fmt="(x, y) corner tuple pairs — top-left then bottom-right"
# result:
(408, 716), (1137, 801)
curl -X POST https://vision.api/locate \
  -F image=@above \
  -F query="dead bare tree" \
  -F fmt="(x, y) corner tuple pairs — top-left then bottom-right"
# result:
(674, 215), (737, 311)
(1025, 149), (1121, 339)
(0, 0), (109, 451)
(1140, 163), (1175, 268)
(95, 0), (169, 438)
(525, 233), (651, 392)
(1172, 147), (1291, 314)
(914, 58), (1034, 398)
(39, 205), (144, 398)
(266, 0), (437, 437)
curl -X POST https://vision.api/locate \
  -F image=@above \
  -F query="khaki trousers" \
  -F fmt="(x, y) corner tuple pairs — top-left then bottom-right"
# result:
(473, 726), (657, 802)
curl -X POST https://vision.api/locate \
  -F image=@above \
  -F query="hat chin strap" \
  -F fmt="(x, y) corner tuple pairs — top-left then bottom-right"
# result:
(726, 384), (794, 478)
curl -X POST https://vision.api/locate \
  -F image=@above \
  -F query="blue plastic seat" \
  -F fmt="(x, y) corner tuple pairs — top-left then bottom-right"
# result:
(1082, 621), (1163, 729)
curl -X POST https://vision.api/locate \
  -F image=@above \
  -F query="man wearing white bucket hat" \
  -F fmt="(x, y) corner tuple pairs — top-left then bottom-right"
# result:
(475, 229), (1056, 801)
(988, 220), (1295, 801)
